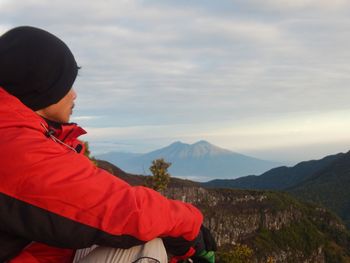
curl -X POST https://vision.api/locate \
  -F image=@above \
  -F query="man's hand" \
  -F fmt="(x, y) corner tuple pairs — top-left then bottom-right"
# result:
(191, 225), (217, 263)
(167, 225), (217, 263)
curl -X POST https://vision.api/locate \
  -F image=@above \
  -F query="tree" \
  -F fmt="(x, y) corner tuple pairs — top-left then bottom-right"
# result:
(146, 158), (171, 192)
(82, 141), (97, 165)
(83, 141), (92, 158)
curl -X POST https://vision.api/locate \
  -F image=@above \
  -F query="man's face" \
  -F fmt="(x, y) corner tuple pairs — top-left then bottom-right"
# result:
(36, 88), (77, 123)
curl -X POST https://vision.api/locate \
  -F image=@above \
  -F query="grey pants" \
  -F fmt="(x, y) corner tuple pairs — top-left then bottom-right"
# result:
(73, 239), (168, 263)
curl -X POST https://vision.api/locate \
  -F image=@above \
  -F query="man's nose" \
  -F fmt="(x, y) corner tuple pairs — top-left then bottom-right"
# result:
(71, 88), (77, 100)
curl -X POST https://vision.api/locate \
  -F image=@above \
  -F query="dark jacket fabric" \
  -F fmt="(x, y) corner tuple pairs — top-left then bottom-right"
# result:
(0, 88), (203, 263)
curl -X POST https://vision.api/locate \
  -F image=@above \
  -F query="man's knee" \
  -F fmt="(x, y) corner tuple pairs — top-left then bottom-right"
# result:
(75, 238), (168, 263)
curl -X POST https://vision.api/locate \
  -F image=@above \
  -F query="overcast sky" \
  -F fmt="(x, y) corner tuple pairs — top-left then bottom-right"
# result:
(1, 0), (350, 164)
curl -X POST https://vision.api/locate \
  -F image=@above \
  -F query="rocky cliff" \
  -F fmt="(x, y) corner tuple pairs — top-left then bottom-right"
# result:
(164, 187), (350, 263)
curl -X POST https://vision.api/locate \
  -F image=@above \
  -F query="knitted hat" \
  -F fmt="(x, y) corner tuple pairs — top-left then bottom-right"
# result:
(0, 26), (79, 111)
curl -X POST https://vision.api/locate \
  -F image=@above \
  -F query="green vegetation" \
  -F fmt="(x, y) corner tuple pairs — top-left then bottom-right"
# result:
(146, 158), (171, 191)
(288, 152), (350, 230)
(254, 220), (324, 257)
(212, 189), (350, 262)
(290, 179), (350, 229)
(252, 199), (350, 262)
(217, 244), (254, 263)
(264, 191), (303, 212)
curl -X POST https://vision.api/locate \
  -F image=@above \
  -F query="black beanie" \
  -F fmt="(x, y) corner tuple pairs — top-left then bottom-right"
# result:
(0, 26), (79, 111)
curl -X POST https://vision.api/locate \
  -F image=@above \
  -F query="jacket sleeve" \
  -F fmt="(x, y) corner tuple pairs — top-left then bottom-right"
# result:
(0, 128), (203, 251)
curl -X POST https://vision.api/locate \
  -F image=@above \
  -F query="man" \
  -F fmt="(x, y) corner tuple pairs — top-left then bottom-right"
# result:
(0, 26), (216, 262)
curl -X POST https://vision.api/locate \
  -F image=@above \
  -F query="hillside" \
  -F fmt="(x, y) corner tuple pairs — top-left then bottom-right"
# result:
(96, 140), (280, 180)
(288, 151), (350, 229)
(165, 187), (350, 263)
(202, 153), (343, 190)
(97, 159), (200, 188)
(202, 151), (350, 230)
(96, 160), (350, 262)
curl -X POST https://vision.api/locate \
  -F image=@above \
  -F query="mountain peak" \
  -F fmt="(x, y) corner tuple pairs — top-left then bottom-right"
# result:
(193, 140), (211, 145)
(96, 139), (279, 180)
(159, 140), (232, 158)
(189, 140), (231, 157)
(169, 141), (187, 146)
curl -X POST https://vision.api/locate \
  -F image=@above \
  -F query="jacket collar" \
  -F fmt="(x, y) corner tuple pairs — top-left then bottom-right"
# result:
(43, 118), (87, 143)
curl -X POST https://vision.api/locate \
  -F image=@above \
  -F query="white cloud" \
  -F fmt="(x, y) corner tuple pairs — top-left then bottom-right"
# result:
(71, 115), (101, 121)
(247, 0), (350, 11)
(194, 17), (282, 44)
(0, 24), (10, 34)
(82, 109), (350, 152)
(1, 1), (350, 162)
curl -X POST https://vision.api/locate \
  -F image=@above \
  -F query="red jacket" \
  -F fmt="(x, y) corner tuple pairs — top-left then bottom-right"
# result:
(0, 88), (203, 262)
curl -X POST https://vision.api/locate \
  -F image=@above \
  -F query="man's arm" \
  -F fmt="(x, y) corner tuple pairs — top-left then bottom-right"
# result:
(0, 128), (203, 251)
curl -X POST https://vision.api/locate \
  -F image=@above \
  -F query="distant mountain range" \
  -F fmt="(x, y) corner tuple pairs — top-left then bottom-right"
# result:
(203, 150), (350, 228)
(203, 152), (343, 190)
(96, 140), (280, 181)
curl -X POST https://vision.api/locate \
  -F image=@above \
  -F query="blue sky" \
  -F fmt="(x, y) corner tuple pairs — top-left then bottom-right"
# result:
(1, 0), (350, 164)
